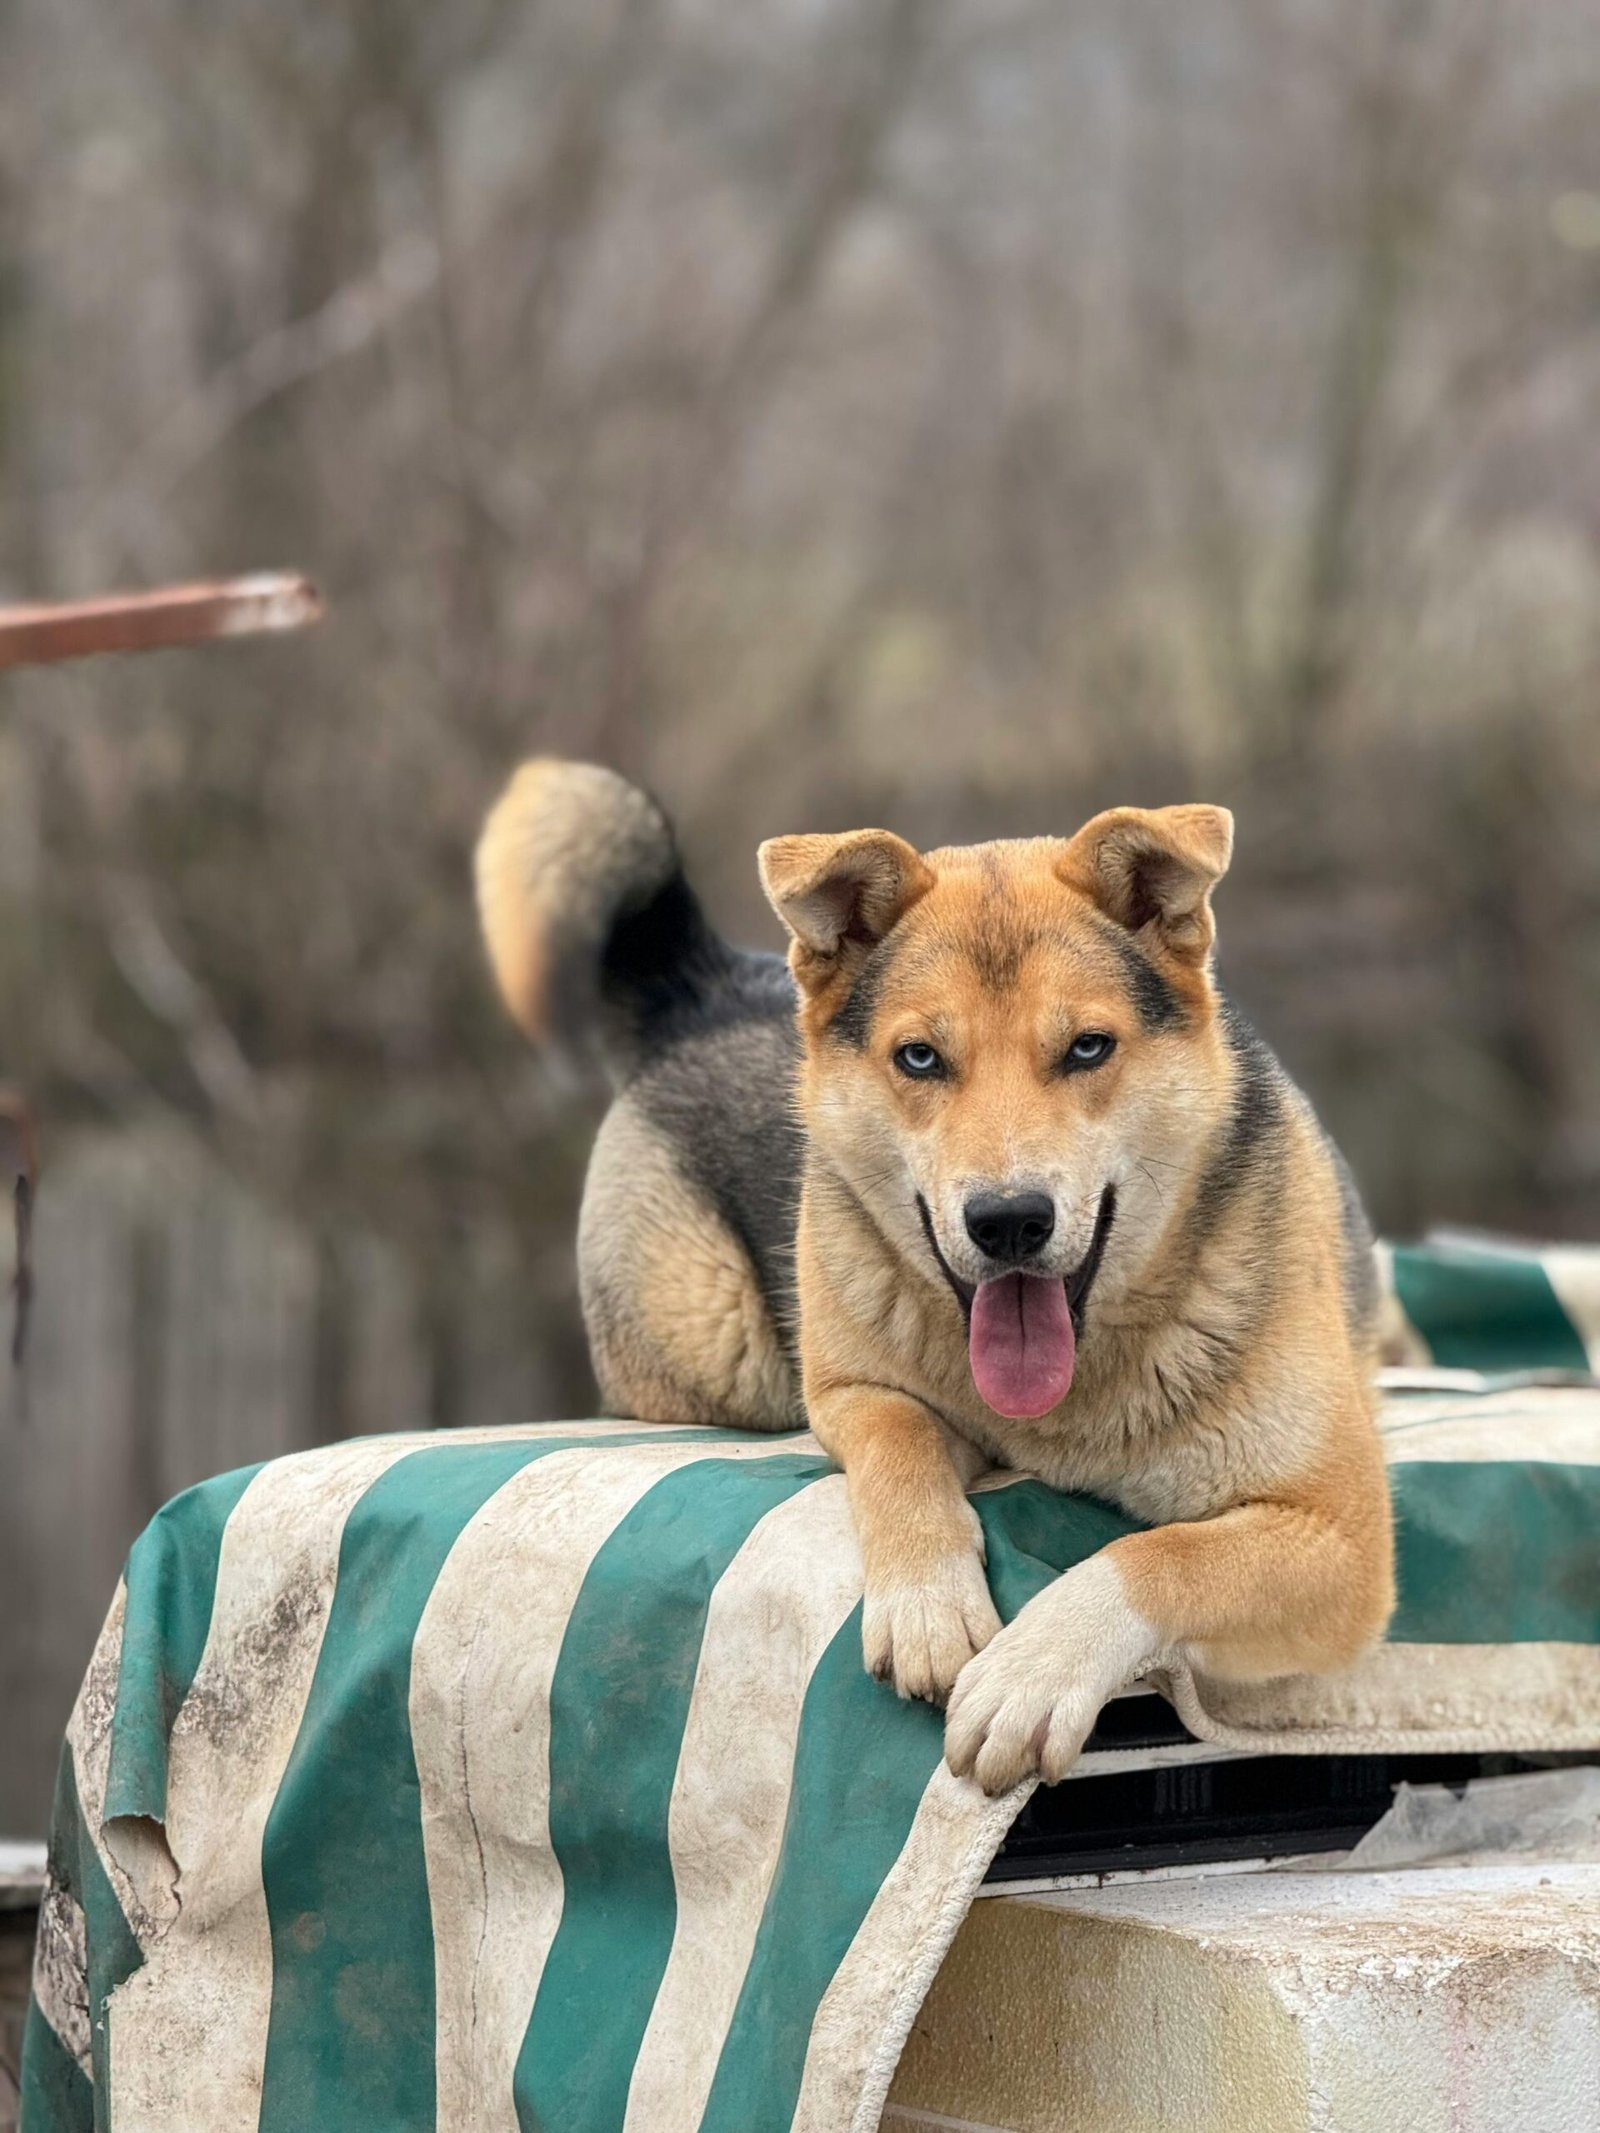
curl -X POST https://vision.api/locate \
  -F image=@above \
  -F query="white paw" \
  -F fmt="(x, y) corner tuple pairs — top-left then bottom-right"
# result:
(944, 1552), (1161, 1795)
(863, 1547), (1001, 1705)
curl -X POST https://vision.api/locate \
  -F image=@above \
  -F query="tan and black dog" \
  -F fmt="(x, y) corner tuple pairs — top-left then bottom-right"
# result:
(477, 760), (1395, 1793)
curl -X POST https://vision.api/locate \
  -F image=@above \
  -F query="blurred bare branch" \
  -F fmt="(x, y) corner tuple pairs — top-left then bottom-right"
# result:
(0, 1090), (36, 1368)
(101, 891), (265, 1128)
(89, 241), (439, 559)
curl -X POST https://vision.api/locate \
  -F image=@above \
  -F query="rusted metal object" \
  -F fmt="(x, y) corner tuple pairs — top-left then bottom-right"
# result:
(0, 571), (323, 669)
(0, 1092), (36, 1367)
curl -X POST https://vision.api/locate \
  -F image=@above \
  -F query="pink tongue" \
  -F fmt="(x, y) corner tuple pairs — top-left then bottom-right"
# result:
(968, 1273), (1077, 1419)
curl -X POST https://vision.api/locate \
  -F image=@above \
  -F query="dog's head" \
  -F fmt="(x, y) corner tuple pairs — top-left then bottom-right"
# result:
(760, 806), (1236, 1422)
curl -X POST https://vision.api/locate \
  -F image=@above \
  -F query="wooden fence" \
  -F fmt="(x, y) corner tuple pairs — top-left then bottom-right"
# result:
(0, 1125), (588, 1834)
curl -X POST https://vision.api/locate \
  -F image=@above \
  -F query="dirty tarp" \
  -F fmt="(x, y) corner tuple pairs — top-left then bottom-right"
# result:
(19, 1237), (1600, 2133)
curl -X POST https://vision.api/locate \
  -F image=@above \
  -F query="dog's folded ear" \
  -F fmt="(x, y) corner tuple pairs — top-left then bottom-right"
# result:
(759, 830), (933, 983)
(1058, 805), (1234, 964)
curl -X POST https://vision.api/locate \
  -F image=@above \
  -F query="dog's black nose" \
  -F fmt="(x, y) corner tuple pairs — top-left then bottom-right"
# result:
(964, 1191), (1056, 1265)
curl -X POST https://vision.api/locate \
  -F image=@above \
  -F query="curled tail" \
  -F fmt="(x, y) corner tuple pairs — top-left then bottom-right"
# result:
(475, 759), (742, 1086)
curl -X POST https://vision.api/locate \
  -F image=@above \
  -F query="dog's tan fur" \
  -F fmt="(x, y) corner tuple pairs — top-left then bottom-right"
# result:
(478, 762), (1394, 1792)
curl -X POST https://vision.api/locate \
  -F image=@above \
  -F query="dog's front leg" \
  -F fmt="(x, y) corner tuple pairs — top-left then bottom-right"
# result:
(943, 1548), (1163, 1794)
(946, 1486), (1393, 1794)
(809, 1383), (1000, 1704)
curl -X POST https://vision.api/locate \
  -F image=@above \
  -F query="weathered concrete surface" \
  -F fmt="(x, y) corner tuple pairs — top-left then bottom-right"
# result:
(884, 1863), (1600, 2133)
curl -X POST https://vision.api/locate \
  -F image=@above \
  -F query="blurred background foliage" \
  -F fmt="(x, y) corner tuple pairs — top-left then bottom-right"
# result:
(3, 0), (1600, 1443)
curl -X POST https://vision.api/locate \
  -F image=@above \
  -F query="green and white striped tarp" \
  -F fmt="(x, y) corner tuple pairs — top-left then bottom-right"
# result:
(1376, 1230), (1600, 1380)
(21, 1241), (1600, 2133)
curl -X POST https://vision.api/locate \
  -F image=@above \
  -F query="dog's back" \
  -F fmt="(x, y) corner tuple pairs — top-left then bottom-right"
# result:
(476, 761), (804, 1424)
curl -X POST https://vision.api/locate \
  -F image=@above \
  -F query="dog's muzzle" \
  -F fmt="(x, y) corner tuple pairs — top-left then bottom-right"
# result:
(919, 1184), (1117, 1336)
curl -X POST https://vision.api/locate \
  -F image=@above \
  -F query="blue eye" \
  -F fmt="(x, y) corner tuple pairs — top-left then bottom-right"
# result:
(894, 1041), (945, 1079)
(1064, 1031), (1115, 1071)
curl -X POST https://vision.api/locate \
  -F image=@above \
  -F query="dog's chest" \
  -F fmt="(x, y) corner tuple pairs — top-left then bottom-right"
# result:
(938, 1321), (1276, 1525)
(984, 1408), (1239, 1523)
(878, 1239), (1296, 1522)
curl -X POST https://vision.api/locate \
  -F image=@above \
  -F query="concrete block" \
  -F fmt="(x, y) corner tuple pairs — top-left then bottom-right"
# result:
(884, 1863), (1600, 2133)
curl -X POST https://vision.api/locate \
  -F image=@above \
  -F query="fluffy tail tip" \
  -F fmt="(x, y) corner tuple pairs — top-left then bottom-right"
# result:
(474, 758), (678, 1060)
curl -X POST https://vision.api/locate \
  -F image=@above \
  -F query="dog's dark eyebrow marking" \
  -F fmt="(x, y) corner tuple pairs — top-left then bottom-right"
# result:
(828, 935), (897, 1048)
(1107, 932), (1186, 1033)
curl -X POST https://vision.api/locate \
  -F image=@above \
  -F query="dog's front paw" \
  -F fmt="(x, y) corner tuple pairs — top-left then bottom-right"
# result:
(944, 1552), (1159, 1795)
(863, 1550), (1000, 1705)
(943, 1629), (1106, 1794)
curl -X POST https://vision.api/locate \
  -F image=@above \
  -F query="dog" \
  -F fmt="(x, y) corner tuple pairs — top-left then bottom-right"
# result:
(477, 760), (1395, 1793)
